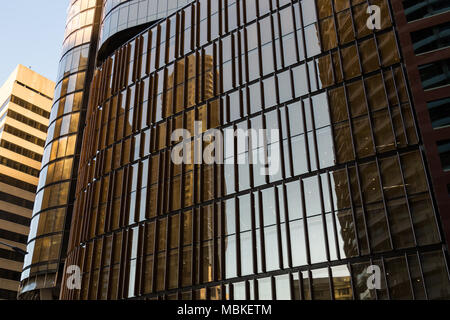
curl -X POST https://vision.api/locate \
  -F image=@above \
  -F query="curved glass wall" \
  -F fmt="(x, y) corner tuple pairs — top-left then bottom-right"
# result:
(60, 0), (450, 300)
(19, 0), (103, 299)
(99, 0), (195, 50)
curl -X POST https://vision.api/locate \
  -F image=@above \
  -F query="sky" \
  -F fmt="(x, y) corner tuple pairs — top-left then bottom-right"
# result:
(0, 0), (69, 85)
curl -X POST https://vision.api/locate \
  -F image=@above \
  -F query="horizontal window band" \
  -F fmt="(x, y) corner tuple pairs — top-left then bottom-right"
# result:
(0, 209), (31, 227)
(0, 191), (34, 210)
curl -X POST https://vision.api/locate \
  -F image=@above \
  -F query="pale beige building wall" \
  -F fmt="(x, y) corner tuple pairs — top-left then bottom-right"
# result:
(0, 65), (54, 299)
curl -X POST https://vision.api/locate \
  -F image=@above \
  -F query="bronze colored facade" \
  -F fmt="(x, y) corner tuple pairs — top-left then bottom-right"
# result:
(18, 0), (104, 299)
(22, 0), (450, 300)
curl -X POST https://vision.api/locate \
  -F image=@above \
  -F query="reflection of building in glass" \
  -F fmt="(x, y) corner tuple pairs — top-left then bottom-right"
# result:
(21, 0), (450, 300)
(391, 0), (450, 260)
(162, 53), (223, 299)
(0, 65), (54, 300)
(18, 0), (104, 300)
(98, 0), (194, 62)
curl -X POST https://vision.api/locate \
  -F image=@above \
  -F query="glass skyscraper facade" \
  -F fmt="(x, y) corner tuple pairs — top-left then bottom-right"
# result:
(20, 0), (450, 300)
(18, 0), (104, 300)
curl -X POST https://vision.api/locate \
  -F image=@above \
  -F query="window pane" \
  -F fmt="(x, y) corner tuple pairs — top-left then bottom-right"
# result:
(419, 58), (450, 90)
(427, 97), (450, 129)
(403, 0), (450, 22)
(438, 139), (450, 171)
(411, 21), (450, 54)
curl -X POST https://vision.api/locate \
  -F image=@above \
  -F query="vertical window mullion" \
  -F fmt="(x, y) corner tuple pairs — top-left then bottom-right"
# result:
(299, 179), (312, 266)
(344, 165), (362, 256)
(375, 157), (395, 250)
(317, 173), (332, 262)
(395, 152), (418, 246)
(257, 190), (267, 273)
(326, 171), (342, 261)
(235, 196), (242, 277)
(274, 185), (284, 270)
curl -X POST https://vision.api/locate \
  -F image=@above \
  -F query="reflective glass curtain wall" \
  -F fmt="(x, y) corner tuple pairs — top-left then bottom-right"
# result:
(392, 0), (450, 259)
(100, 0), (194, 48)
(60, 0), (450, 300)
(19, 0), (104, 299)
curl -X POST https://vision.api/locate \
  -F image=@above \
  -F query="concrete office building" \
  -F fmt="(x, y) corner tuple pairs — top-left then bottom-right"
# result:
(20, 0), (450, 300)
(0, 65), (54, 299)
